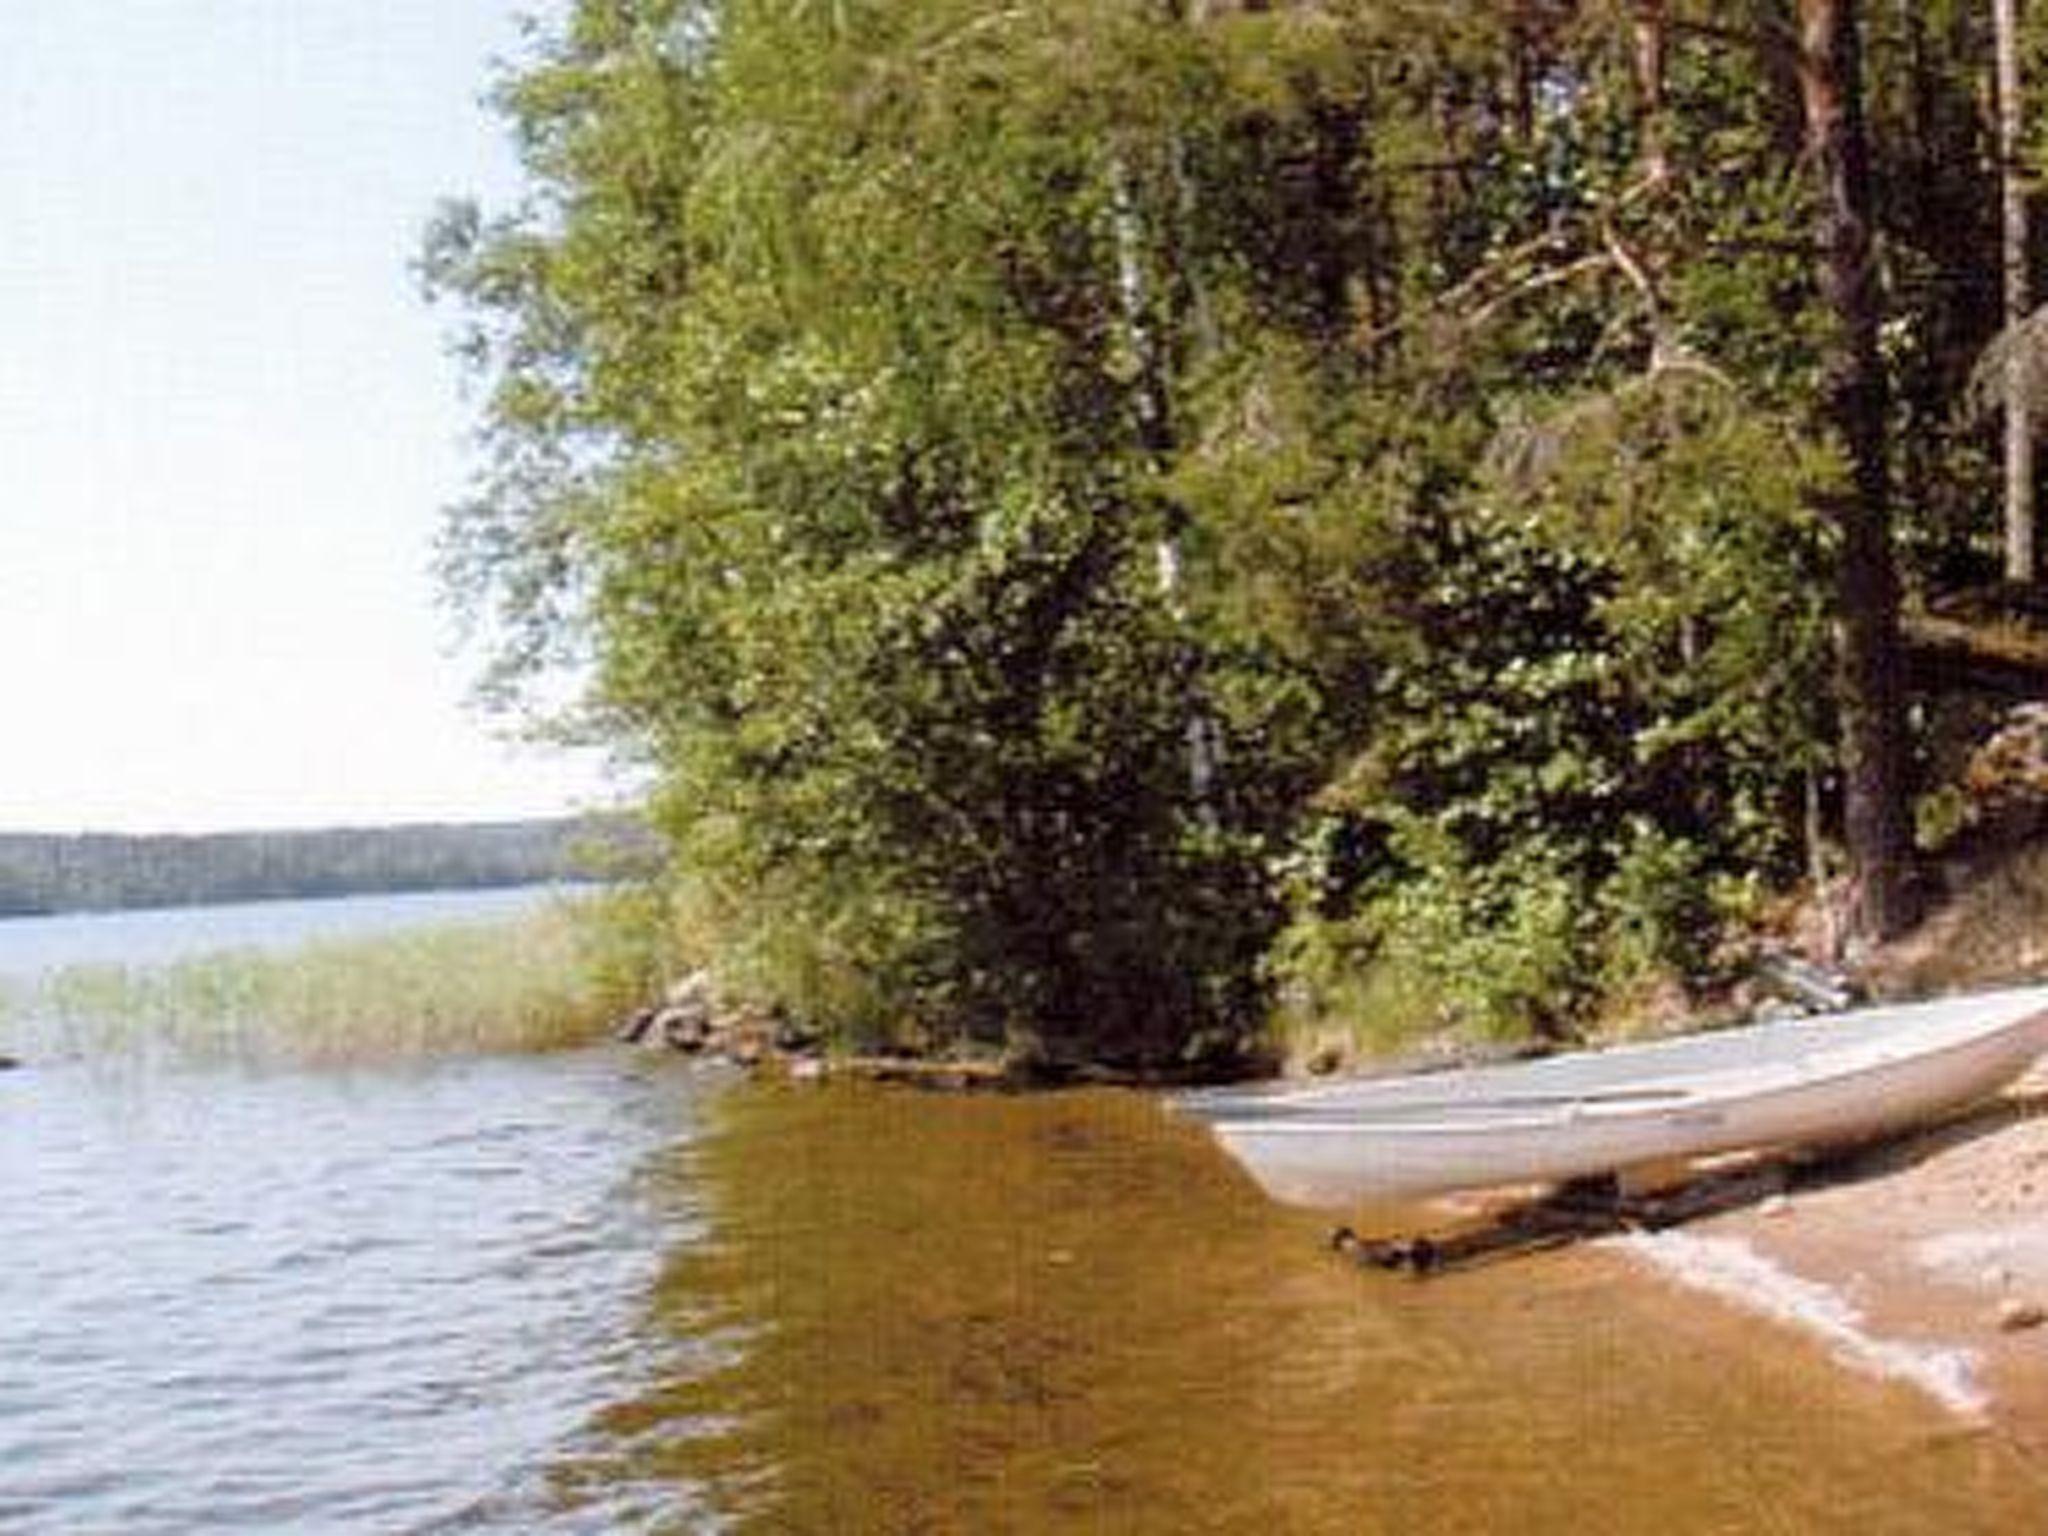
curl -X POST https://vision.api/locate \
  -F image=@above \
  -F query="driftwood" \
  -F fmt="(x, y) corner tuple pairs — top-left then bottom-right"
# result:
(1332, 1163), (1790, 1278)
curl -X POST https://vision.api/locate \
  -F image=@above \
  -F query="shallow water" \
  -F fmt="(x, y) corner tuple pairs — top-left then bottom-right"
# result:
(9, 1069), (2048, 1533)
(0, 1052), (714, 1534)
(6, 889), (2048, 1530)
(586, 1085), (2048, 1534)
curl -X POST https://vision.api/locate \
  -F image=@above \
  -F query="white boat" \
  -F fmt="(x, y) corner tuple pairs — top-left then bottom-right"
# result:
(1180, 986), (2048, 1209)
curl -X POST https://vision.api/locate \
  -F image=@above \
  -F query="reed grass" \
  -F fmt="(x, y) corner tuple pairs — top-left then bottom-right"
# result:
(16, 901), (630, 1067)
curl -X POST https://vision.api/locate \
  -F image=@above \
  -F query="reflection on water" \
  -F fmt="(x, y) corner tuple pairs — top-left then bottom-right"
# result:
(589, 1085), (2048, 1534)
(0, 1052), (712, 1534)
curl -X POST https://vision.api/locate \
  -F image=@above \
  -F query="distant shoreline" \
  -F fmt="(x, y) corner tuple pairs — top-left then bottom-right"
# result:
(0, 814), (649, 918)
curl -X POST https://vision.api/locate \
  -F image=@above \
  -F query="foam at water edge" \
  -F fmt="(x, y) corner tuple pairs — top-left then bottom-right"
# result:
(1611, 1230), (1987, 1418)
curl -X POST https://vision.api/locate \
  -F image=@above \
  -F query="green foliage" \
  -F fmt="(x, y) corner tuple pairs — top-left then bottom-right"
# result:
(432, 0), (1336, 1068)
(563, 879), (684, 1016)
(431, 1), (2027, 1065)
(1362, 830), (1593, 1042)
(1263, 378), (1834, 1047)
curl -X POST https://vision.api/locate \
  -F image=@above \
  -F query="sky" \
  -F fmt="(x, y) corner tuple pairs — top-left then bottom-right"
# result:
(0, 1), (617, 833)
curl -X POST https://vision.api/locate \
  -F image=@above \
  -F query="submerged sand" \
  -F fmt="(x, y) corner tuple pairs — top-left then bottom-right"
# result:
(1614, 1061), (2048, 1444)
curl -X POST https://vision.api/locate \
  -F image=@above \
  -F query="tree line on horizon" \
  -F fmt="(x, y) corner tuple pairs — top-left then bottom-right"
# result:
(427, 0), (2048, 1069)
(0, 817), (632, 917)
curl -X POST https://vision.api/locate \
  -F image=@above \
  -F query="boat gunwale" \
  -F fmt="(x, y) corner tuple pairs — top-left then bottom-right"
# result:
(1202, 997), (2048, 1143)
(1191, 987), (2048, 1113)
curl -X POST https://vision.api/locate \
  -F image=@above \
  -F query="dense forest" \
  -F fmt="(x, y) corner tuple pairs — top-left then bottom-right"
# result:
(427, 0), (2048, 1069)
(0, 817), (630, 916)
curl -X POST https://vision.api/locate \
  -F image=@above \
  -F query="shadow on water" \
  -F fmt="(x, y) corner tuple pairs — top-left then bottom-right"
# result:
(558, 1082), (2048, 1534)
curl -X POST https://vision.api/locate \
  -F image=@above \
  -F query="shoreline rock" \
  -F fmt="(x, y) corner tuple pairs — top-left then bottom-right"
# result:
(606, 974), (1223, 1089)
(614, 970), (837, 1074)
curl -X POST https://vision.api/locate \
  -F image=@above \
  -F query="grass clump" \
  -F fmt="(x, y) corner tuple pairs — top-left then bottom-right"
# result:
(22, 900), (632, 1067)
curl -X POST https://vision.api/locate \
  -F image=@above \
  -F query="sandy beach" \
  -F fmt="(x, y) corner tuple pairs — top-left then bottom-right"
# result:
(1615, 1061), (2048, 1442)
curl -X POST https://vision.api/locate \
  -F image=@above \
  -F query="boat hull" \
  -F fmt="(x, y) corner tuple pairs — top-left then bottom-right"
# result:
(1193, 987), (2048, 1209)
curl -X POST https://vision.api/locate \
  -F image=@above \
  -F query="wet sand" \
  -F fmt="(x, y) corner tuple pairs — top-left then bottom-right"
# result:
(1614, 1063), (2048, 1446)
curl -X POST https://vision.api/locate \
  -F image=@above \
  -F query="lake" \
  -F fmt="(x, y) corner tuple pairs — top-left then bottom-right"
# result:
(0, 888), (715, 1532)
(3, 891), (2045, 1531)
(0, 885), (580, 981)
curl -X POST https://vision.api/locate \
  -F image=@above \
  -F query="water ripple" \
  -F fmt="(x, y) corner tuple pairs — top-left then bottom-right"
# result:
(0, 1050), (712, 1533)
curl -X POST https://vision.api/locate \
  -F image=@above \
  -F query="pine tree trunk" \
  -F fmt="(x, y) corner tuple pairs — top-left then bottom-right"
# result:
(1796, 0), (1920, 943)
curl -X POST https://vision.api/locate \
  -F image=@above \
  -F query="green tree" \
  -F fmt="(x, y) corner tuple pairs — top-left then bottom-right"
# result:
(435, 0), (2027, 1061)
(429, 1), (1350, 1067)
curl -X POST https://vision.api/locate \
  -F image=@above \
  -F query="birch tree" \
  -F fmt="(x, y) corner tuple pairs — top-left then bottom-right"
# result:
(1996, 0), (2035, 582)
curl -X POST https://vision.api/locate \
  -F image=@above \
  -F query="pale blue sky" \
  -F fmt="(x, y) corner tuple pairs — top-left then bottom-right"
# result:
(0, 1), (613, 832)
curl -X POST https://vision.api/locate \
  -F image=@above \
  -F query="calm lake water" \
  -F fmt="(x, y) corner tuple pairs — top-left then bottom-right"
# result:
(0, 884), (577, 981)
(0, 889), (715, 1532)
(5, 892), (2048, 1531)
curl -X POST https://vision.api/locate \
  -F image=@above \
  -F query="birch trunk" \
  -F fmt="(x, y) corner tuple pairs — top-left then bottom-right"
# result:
(1997, 0), (2035, 582)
